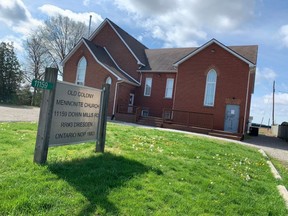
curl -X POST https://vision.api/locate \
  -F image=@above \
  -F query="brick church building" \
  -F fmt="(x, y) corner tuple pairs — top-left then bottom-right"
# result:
(62, 18), (258, 139)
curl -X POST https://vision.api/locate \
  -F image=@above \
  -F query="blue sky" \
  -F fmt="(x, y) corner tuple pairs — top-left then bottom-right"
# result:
(0, 0), (287, 124)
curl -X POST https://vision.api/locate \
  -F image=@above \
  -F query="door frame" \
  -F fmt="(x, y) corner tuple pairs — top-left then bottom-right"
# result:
(128, 93), (135, 113)
(224, 104), (240, 133)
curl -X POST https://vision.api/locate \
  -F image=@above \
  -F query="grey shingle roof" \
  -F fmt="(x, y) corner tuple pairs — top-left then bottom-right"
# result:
(142, 48), (196, 71)
(229, 45), (258, 65)
(141, 45), (258, 72)
(84, 38), (139, 85)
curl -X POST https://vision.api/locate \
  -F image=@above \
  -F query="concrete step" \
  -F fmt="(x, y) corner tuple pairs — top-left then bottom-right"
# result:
(137, 116), (163, 127)
(208, 131), (243, 141)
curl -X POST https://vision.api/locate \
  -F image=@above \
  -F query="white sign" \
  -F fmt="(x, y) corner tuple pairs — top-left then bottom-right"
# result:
(49, 81), (102, 146)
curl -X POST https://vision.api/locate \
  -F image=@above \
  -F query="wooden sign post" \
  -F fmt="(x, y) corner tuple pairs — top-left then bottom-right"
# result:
(96, 84), (110, 153)
(33, 67), (58, 164)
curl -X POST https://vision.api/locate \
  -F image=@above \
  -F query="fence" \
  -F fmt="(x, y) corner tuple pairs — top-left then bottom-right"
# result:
(271, 125), (288, 141)
(163, 108), (214, 130)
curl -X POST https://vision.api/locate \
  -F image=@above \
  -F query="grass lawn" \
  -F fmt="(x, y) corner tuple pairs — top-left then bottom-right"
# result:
(0, 122), (287, 215)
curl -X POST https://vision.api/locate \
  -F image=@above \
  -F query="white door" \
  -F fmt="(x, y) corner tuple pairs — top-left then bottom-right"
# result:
(128, 93), (134, 113)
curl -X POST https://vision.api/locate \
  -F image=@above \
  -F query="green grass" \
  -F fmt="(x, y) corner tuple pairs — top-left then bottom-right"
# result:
(0, 122), (287, 215)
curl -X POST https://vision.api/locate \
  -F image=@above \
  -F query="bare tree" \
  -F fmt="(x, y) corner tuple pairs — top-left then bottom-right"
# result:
(40, 15), (88, 75)
(24, 33), (52, 106)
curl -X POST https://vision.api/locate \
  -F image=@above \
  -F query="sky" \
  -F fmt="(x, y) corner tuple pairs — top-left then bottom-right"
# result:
(0, 0), (287, 125)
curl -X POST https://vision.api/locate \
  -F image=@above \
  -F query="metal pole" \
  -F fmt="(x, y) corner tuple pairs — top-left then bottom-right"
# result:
(272, 80), (275, 125)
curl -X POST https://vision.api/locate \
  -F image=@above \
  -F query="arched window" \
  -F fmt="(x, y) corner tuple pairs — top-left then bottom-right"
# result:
(106, 76), (112, 84)
(204, 69), (217, 106)
(76, 57), (87, 85)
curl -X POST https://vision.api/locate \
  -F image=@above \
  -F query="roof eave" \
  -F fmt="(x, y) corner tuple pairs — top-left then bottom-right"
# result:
(61, 38), (84, 66)
(83, 40), (122, 81)
(103, 47), (141, 85)
(137, 70), (177, 73)
(90, 19), (146, 67)
(173, 38), (256, 67)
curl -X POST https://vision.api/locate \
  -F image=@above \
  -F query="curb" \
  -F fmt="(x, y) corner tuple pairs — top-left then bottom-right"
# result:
(278, 185), (288, 209)
(259, 149), (288, 208)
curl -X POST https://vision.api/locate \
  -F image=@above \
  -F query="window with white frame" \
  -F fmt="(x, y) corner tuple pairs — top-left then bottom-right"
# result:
(106, 76), (112, 84)
(141, 109), (149, 117)
(76, 57), (87, 85)
(144, 77), (152, 96)
(165, 78), (174, 98)
(204, 69), (217, 106)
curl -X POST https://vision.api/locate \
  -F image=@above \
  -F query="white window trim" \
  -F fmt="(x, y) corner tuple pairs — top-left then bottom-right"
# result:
(165, 78), (174, 99)
(144, 77), (152, 96)
(106, 76), (112, 84)
(141, 109), (149, 117)
(204, 69), (217, 107)
(76, 56), (87, 85)
(129, 93), (134, 106)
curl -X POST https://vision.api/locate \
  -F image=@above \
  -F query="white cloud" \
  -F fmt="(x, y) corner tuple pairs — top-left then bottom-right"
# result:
(0, 35), (24, 54)
(279, 25), (288, 48)
(83, 0), (90, 6)
(113, 0), (256, 47)
(38, 4), (103, 28)
(0, 0), (42, 35)
(251, 93), (288, 124)
(255, 67), (277, 85)
(264, 93), (288, 105)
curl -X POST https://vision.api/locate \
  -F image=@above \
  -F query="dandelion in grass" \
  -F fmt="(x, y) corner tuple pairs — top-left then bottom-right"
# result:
(157, 147), (163, 153)
(246, 174), (251, 181)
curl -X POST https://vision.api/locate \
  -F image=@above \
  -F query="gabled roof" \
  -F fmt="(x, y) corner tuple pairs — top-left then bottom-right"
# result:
(83, 39), (140, 86)
(89, 18), (148, 66)
(229, 45), (258, 65)
(173, 39), (257, 67)
(140, 48), (196, 72)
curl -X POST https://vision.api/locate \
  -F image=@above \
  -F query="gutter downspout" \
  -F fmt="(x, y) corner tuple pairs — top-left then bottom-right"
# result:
(112, 80), (124, 119)
(243, 68), (252, 135)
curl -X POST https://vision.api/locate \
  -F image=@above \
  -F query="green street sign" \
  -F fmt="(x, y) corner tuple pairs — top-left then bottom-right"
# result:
(32, 79), (54, 90)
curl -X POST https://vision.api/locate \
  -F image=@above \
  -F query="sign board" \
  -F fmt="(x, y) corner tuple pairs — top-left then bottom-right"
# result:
(32, 79), (54, 90)
(49, 81), (102, 146)
(34, 67), (110, 164)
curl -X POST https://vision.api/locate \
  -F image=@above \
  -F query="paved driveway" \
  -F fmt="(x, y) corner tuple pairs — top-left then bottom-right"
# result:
(242, 135), (288, 166)
(1, 104), (287, 166)
(0, 105), (40, 122)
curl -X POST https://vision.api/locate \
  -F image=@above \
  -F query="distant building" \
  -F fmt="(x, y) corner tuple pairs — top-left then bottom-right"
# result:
(62, 18), (258, 140)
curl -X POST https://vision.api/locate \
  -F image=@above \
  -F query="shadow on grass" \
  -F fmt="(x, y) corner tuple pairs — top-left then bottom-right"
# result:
(48, 152), (157, 215)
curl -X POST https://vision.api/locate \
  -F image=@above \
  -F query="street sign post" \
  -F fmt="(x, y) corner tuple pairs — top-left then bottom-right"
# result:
(32, 79), (54, 90)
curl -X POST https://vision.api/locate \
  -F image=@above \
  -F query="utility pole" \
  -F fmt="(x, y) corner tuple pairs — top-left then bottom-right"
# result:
(272, 80), (275, 125)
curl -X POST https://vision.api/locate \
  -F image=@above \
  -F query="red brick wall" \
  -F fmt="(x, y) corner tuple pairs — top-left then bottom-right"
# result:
(91, 23), (140, 82)
(135, 73), (176, 117)
(63, 43), (116, 116)
(173, 43), (251, 132)
(115, 82), (136, 112)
